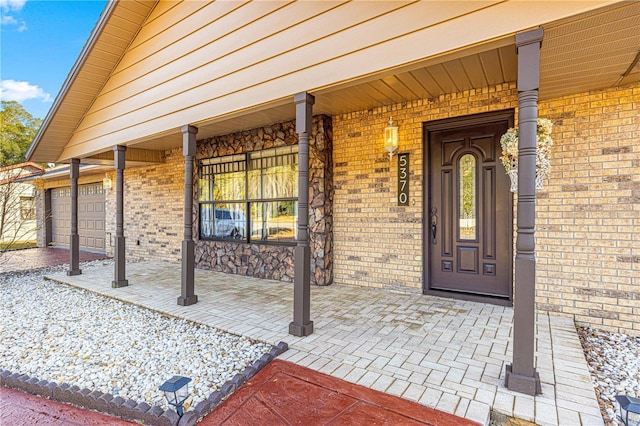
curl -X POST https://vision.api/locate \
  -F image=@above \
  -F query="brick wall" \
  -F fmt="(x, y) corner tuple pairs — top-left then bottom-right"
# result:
(333, 83), (519, 292)
(535, 83), (640, 335)
(105, 149), (184, 261)
(333, 82), (639, 334)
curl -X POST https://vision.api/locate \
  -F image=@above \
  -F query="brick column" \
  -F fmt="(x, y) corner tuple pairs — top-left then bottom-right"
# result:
(289, 92), (314, 337)
(178, 125), (198, 306)
(67, 158), (81, 276)
(505, 27), (543, 396)
(112, 145), (128, 288)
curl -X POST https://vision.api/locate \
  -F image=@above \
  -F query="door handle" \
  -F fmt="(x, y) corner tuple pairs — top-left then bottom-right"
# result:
(431, 207), (437, 244)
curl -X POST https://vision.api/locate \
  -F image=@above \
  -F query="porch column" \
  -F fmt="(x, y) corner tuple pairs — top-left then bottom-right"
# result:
(505, 27), (543, 396)
(178, 125), (198, 306)
(289, 92), (314, 337)
(112, 145), (128, 288)
(67, 158), (81, 276)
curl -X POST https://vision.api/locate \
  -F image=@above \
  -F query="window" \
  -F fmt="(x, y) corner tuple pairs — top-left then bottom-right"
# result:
(20, 196), (35, 220)
(458, 154), (476, 240)
(199, 146), (298, 243)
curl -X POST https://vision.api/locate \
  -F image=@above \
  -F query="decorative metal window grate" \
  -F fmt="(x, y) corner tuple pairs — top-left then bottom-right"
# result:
(198, 146), (298, 244)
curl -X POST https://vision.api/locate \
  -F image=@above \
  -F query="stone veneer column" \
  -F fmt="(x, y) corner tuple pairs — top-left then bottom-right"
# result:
(112, 145), (128, 288)
(178, 125), (198, 306)
(505, 27), (543, 396)
(289, 92), (314, 337)
(67, 158), (81, 276)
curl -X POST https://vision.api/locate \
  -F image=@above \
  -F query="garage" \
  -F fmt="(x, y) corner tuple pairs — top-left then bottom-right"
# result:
(51, 183), (106, 253)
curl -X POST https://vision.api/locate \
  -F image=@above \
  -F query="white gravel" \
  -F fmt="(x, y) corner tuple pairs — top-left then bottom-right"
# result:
(0, 261), (273, 412)
(579, 326), (640, 425)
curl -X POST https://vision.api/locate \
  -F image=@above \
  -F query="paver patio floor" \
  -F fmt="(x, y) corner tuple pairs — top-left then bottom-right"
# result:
(47, 260), (603, 425)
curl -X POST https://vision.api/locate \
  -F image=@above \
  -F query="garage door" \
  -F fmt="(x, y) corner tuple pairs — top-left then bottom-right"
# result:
(51, 183), (106, 253)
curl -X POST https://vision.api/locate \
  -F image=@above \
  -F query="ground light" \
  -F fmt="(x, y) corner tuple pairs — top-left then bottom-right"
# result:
(159, 376), (192, 417)
(615, 395), (640, 426)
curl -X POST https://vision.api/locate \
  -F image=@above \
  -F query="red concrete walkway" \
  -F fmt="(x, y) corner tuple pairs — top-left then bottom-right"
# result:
(0, 247), (107, 273)
(201, 360), (479, 426)
(0, 387), (136, 425)
(1, 361), (479, 426)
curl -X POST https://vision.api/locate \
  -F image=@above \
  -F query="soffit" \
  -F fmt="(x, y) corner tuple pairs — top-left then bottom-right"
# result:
(539, 1), (640, 99)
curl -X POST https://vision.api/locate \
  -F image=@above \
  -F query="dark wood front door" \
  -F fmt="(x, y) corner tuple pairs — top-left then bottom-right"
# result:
(426, 115), (512, 299)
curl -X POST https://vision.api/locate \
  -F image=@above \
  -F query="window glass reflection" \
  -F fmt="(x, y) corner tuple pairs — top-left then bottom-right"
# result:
(459, 154), (476, 240)
(200, 203), (246, 240)
(251, 201), (297, 242)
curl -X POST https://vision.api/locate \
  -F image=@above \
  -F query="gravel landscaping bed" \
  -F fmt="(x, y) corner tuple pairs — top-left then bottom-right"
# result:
(579, 326), (640, 425)
(0, 261), (273, 413)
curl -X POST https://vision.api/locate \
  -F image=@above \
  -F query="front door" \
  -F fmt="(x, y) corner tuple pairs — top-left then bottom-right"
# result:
(426, 116), (512, 298)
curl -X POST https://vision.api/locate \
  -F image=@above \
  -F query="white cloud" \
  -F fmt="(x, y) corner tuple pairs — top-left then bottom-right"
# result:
(0, 0), (26, 29)
(1, 14), (16, 24)
(0, 0), (26, 12)
(0, 80), (52, 103)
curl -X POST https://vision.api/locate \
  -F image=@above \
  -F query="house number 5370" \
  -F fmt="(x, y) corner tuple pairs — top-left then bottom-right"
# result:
(398, 153), (409, 206)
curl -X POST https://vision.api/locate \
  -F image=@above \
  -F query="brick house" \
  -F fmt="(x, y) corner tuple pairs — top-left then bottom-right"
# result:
(27, 0), (639, 392)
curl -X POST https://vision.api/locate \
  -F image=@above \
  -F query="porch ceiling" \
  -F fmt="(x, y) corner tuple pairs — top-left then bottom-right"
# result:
(131, 1), (639, 154)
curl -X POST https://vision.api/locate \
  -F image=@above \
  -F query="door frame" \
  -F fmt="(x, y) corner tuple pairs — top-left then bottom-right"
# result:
(422, 109), (515, 306)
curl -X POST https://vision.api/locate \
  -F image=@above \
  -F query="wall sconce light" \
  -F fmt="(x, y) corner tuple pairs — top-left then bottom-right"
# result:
(615, 395), (640, 426)
(102, 174), (112, 193)
(159, 375), (192, 417)
(384, 117), (399, 160)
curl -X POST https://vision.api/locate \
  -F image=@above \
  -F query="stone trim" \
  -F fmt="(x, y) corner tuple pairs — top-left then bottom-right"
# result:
(194, 115), (333, 286)
(0, 342), (288, 426)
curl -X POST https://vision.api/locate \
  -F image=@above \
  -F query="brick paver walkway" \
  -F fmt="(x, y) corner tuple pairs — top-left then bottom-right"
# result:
(47, 261), (604, 426)
(0, 247), (107, 273)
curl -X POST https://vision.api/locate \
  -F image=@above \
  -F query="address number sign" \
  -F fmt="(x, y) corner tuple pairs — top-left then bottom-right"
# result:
(398, 153), (409, 206)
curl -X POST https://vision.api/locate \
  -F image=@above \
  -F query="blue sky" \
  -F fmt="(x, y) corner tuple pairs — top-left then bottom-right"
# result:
(1, 0), (107, 120)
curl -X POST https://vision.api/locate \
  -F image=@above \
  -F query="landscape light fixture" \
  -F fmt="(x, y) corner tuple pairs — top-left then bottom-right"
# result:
(616, 394), (640, 426)
(159, 375), (192, 417)
(384, 117), (399, 159)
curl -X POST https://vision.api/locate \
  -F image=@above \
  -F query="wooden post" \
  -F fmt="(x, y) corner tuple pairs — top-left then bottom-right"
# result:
(505, 27), (543, 396)
(289, 92), (314, 337)
(112, 145), (128, 288)
(178, 125), (198, 306)
(67, 158), (81, 276)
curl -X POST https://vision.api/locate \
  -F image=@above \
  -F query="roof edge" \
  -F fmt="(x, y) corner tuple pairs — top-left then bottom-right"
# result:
(25, 0), (118, 162)
(0, 161), (45, 173)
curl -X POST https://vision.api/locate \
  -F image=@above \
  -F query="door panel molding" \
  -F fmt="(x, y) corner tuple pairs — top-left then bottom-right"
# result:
(423, 109), (514, 304)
